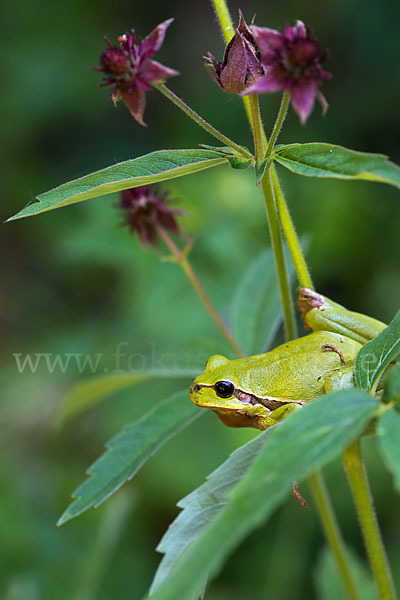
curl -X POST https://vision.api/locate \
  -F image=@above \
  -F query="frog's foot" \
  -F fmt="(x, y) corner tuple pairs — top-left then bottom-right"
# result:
(322, 343), (346, 364)
(297, 287), (325, 325)
(292, 481), (308, 509)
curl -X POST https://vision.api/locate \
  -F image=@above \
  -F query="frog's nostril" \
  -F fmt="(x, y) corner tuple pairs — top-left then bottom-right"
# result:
(194, 384), (202, 392)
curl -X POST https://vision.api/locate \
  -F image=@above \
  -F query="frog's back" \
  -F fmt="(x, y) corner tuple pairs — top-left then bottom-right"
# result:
(237, 331), (361, 401)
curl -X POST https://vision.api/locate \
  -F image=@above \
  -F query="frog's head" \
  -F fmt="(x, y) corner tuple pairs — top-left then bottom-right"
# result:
(190, 354), (274, 430)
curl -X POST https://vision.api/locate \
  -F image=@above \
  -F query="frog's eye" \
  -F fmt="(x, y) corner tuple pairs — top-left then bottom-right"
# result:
(214, 380), (235, 398)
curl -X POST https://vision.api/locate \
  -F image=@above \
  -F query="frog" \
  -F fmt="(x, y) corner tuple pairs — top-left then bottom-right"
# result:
(190, 288), (386, 431)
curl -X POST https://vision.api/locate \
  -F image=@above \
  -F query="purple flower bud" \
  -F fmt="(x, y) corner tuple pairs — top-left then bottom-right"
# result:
(204, 10), (263, 94)
(94, 19), (179, 126)
(100, 45), (130, 76)
(119, 185), (184, 249)
(243, 20), (332, 123)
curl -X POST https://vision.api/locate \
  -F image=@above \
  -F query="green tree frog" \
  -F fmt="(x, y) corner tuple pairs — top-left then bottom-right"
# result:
(190, 288), (386, 431)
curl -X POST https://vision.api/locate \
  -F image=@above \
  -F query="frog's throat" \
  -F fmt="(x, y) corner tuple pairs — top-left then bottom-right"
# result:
(194, 384), (304, 411)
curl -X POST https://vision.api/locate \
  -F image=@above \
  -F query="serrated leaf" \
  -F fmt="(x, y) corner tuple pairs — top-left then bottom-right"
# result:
(57, 369), (201, 426)
(147, 389), (378, 600)
(150, 433), (267, 598)
(8, 149), (227, 220)
(314, 546), (377, 600)
(377, 408), (400, 493)
(230, 248), (294, 355)
(57, 390), (202, 525)
(355, 309), (400, 391)
(274, 143), (400, 189)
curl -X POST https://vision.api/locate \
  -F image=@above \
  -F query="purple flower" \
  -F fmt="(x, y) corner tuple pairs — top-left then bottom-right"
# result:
(94, 19), (179, 126)
(244, 20), (332, 123)
(119, 185), (184, 249)
(204, 11), (263, 94)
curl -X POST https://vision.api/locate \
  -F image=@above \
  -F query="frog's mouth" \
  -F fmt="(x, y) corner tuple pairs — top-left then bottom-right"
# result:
(191, 383), (303, 411)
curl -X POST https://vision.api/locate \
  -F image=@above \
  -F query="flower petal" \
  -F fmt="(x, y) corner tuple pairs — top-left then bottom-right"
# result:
(203, 53), (223, 88)
(242, 67), (285, 94)
(119, 84), (147, 126)
(251, 26), (285, 56)
(140, 59), (179, 85)
(139, 18), (174, 59)
(284, 20), (307, 41)
(243, 37), (264, 84)
(290, 79), (317, 124)
(219, 32), (247, 93)
(237, 9), (253, 42)
(317, 90), (329, 115)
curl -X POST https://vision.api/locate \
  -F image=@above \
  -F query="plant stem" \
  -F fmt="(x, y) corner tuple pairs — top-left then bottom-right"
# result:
(271, 166), (314, 289)
(265, 91), (290, 159)
(343, 439), (397, 600)
(209, 6), (359, 600)
(247, 93), (296, 340)
(309, 472), (361, 600)
(157, 227), (245, 358)
(154, 83), (252, 159)
(259, 169), (297, 341)
(249, 94), (265, 160)
(210, 0), (234, 43)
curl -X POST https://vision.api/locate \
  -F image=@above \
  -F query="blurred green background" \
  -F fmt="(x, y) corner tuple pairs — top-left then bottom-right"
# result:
(1, 0), (399, 598)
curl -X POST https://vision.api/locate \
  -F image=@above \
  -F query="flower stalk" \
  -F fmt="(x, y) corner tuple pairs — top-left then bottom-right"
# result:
(249, 94), (265, 161)
(309, 471), (361, 600)
(265, 91), (290, 159)
(211, 4), (361, 600)
(154, 83), (253, 159)
(156, 226), (245, 358)
(271, 166), (314, 289)
(343, 439), (397, 600)
(259, 169), (297, 341)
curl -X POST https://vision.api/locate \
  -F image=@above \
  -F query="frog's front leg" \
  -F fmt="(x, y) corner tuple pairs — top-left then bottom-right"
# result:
(259, 402), (303, 430)
(323, 367), (354, 393)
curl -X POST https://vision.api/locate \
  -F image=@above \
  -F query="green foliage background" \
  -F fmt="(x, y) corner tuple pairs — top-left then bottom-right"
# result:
(1, 0), (399, 598)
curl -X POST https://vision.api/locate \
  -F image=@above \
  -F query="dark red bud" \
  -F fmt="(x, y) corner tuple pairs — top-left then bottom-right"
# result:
(100, 48), (130, 76)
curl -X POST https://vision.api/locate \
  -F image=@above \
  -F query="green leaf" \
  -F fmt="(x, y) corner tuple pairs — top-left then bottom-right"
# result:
(150, 433), (267, 598)
(230, 248), (293, 355)
(57, 369), (201, 426)
(383, 364), (400, 405)
(198, 144), (252, 169)
(273, 143), (400, 189)
(355, 309), (400, 391)
(57, 390), (202, 526)
(255, 158), (268, 184)
(8, 149), (227, 220)
(314, 547), (377, 600)
(147, 389), (378, 600)
(377, 408), (400, 494)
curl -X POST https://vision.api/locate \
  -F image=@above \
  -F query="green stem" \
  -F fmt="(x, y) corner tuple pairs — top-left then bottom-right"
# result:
(343, 439), (397, 600)
(154, 83), (252, 159)
(247, 93), (296, 340)
(249, 94), (265, 160)
(259, 169), (297, 341)
(309, 472), (361, 600)
(210, 0), (234, 43)
(157, 227), (245, 358)
(210, 7), (359, 600)
(265, 91), (290, 159)
(271, 166), (314, 289)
